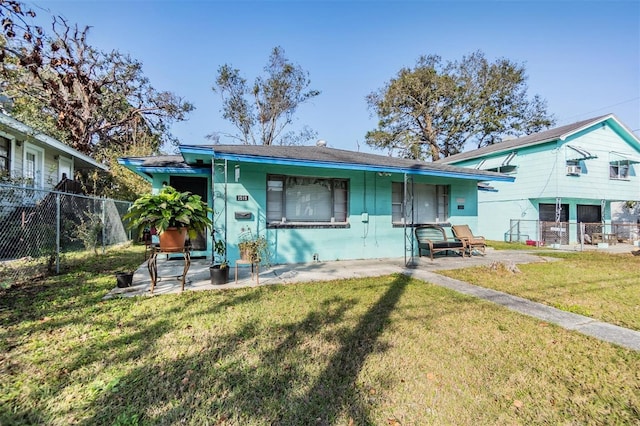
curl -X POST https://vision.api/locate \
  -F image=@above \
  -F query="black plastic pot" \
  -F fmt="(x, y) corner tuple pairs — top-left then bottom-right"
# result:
(210, 265), (229, 285)
(116, 272), (134, 288)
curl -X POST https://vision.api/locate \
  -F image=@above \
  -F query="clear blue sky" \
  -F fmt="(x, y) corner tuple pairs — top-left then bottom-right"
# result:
(34, 0), (640, 154)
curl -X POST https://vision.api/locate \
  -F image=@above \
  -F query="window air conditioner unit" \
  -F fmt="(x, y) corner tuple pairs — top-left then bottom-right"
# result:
(566, 165), (581, 175)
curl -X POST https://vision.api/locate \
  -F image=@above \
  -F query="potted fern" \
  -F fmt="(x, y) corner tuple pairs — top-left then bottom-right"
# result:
(124, 186), (212, 252)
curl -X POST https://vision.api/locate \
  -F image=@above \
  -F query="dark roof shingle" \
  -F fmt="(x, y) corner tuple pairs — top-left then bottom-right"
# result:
(205, 144), (505, 179)
(437, 114), (612, 164)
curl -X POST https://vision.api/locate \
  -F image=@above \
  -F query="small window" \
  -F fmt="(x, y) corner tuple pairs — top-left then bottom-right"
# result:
(610, 161), (630, 180)
(485, 165), (517, 174)
(0, 136), (9, 173)
(267, 175), (349, 226)
(392, 182), (448, 225)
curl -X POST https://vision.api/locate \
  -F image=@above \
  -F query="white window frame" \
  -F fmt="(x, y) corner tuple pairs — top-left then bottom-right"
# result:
(58, 156), (74, 181)
(23, 142), (45, 188)
(267, 174), (349, 226)
(609, 161), (631, 180)
(0, 135), (10, 174)
(392, 182), (449, 225)
(0, 130), (17, 178)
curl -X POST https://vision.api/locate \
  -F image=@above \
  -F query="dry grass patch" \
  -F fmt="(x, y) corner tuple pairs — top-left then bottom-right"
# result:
(1, 247), (639, 425)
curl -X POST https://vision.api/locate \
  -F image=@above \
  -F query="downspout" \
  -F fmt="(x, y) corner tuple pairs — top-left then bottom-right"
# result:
(224, 159), (228, 254)
(403, 173), (407, 266)
(211, 159), (215, 262)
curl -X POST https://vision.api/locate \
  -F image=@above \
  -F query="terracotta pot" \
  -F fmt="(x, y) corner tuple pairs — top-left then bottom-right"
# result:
(240, 246), (252, 261)
(159, 227), (188, 252)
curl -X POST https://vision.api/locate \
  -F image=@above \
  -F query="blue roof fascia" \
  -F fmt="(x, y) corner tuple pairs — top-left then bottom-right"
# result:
(180, 145), (215, 162)
(606, 118), (640, 151)
(212, 152), (514, 182)
(138, 166), (211, 176)
(117, 158), (145, 167)
(116, 159), (153, 183)
(116, 158), (210, 179)
(181, 145), (215, 154)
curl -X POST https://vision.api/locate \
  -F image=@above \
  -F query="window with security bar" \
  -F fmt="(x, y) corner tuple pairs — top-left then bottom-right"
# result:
(391, 182), (448, 225)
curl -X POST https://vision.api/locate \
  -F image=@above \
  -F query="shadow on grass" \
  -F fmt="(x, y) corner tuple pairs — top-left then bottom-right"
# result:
(81, 274), (410, 425)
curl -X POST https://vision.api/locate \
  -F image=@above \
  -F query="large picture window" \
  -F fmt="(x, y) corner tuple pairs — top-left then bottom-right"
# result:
(392, 182), (448, 225)
(267, 175), (348, 226)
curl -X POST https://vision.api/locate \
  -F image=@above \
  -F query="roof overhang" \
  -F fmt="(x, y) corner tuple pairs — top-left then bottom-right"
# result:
(178, 145), (515, 183)
(0, 113), (108, 171)
(441, 114), (640, 165)
(117, 156), (210, 182)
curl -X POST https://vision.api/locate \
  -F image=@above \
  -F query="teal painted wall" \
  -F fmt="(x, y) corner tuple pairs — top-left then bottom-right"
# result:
(209, 160), (480, 264)
(452, 122), (640, 242)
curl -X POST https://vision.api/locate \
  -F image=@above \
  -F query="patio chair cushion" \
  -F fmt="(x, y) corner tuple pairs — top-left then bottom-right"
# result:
(451, 224), (487, 254)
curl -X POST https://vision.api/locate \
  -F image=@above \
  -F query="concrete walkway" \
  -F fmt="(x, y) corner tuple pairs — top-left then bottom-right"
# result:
(105, 245), (640, 352)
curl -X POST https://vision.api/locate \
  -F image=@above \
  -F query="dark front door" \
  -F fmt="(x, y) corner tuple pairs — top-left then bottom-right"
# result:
(539, 203), (569, 244)
(170, 176), (209, 251)
(577, 204), (601, 223)
(538, 203), (568, 222)
(577, 204), (603, 240)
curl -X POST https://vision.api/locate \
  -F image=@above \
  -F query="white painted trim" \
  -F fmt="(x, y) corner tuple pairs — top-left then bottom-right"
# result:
(58, 155), (74, 180)
(23, 141), (45, 188)
(0, 129), (17, 178)
(0, 112), (107, 171)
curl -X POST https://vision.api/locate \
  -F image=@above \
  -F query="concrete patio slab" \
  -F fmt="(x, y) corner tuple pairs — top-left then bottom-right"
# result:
(104, 248), (548, 299)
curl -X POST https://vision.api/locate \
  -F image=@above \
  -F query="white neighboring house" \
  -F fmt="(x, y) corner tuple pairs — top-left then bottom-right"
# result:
(0, 112), (107, 196)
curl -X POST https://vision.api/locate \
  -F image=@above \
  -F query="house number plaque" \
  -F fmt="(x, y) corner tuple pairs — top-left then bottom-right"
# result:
(236, 195), (249, 201)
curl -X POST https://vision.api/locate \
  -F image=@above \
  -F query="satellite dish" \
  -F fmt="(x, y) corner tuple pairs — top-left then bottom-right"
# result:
(316, 139), (327, 147)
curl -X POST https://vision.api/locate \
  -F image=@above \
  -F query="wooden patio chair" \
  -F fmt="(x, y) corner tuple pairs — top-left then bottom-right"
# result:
(451, 224), (486, 254)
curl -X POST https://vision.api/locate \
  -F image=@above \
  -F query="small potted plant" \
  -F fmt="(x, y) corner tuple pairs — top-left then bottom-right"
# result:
(237, 228), (268, 263)
(210, 237), (229, 285)
(124, 186), (212, 252)
(115, 271), (134, 288)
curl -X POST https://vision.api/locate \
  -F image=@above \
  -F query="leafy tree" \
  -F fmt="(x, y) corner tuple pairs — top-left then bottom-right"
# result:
(212, 46), (320, 145)
(76, 142), (152, 201)
(0, 0), (191, 199)
(366, 51), (555, 161)
(0, 1), (193, 158)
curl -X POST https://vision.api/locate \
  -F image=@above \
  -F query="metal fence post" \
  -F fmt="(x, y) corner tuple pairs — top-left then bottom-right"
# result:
(56, 192), (61, 274)
(102, 198), (106, 255)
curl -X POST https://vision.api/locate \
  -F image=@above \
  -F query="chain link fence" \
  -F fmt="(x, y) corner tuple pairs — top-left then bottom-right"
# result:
(506, 219), (640, 247)
(0, 183), (132, 288)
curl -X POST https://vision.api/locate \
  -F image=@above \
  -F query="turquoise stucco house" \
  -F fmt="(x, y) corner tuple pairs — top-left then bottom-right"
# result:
(438, 114), (640, 244)
(120, 144), (512, 264)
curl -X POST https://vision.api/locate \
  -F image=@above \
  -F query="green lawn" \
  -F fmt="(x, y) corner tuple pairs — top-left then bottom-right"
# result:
(440, 250), (640, 331)
(1, 245), (638, 425)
